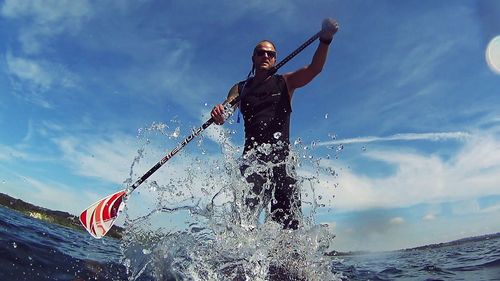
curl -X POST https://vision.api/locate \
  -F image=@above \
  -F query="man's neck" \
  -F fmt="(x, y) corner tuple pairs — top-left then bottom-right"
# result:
(254, 69), (273, 83)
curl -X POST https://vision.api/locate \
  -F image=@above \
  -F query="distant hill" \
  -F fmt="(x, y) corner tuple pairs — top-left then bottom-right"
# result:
(0, 192), (123, 239)
(403, 232), (500, 252)
(325, 232), (500, 256)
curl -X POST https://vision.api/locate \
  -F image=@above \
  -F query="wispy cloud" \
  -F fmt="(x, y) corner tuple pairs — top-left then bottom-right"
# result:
(389, 217), (405, 225)
(52, 129), (234, 199)
(310, 131), (500, 212)
(394, 39), (458, 88)
(422, 213), (436, 221)
(0, 144), (29, 161)
(481, 203), (500, 214)
(53, 134), (139, 184)
(0, 0), (302, 118)
(1, 1), (212, 114)
(0, 166), (99, 215)
(1, 0), (92, 54)
(19, 176), (95, 214)
(5, 53), (78, 107)
(318, 131), (470, 146)
(6, 54), (53, 90)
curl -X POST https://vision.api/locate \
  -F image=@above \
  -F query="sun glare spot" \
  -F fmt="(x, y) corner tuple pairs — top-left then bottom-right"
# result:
(486, 36), (500, 75)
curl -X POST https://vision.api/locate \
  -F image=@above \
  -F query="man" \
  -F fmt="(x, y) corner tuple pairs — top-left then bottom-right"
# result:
(211, 19), (338, 230)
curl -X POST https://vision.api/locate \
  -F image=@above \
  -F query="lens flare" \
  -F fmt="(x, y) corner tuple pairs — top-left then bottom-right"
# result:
(486, 36), (500, 75)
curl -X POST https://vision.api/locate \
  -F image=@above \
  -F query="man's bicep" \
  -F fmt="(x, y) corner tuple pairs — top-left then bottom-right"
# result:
(224, 83), (240, 107)
(284, 66), (318, 91)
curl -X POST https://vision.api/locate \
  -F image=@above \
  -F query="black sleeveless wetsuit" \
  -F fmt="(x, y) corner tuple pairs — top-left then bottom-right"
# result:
(238, 74), (301, 230)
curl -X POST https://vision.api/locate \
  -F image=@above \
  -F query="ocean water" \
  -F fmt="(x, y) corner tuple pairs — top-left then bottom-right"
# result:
(2, 124), (499, 281)
(1, 206), (500, 280)
(0, 205), (127, 281)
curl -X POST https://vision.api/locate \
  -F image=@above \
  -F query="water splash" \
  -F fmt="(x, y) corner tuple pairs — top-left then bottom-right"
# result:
(120, 122), (342, 280)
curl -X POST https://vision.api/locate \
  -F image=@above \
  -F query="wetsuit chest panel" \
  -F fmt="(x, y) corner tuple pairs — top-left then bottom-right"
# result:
(240, 75), (291, 149)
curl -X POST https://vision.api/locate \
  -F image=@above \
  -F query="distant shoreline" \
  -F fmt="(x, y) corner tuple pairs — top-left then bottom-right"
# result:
(325, 232), (500, 256)
(0, 192), (123, 239)
(1, 192), (498, 254)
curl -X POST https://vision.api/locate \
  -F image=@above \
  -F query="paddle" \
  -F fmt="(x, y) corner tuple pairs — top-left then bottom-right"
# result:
(80, 19), (339, 239)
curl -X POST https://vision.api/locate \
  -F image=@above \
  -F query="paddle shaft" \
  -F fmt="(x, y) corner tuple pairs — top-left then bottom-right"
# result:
(130, 119), (212, 191)
(129, 31), (321, 193)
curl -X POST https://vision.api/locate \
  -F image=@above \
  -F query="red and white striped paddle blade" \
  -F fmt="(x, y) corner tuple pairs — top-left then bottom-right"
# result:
(79, 190), (126, 239)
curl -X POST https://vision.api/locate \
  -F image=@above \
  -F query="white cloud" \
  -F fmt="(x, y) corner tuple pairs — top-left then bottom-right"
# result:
(1, 0), (91, 54)
(0, 0), (298, 116)
(318, 131), (470, 146)
(22, 176), (90, 212)
(310, 131), (500, 212)
(389, 217), (405, 225)
(1, 0), (90, 22)
(222, 0), (297, 22)
(53, 135), (139, 184)
(141, 0), (297, 28)
(422, 213), (436, 221)
(0, 144), (29, 161)
(395, 39), (458, 88)
(481, 203), (500, 214)
(5, 53), (79, 106)
(52, 130), (234, 203)
(37, 121), (64, 137)
(0, 174), (99, 215)
(371, 5), (474, 89)
(6, 54), (53, 91)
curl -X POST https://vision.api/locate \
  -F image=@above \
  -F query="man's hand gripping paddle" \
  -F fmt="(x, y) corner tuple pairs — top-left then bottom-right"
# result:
(79, 18), (339, 239)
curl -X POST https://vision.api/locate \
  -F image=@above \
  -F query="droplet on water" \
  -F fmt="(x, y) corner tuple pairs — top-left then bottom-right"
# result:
(273, 132), (282, 139)
(324, 113), (328, 119)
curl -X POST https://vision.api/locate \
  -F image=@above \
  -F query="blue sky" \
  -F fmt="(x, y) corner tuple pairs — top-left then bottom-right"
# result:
(1, 0), (500, 252)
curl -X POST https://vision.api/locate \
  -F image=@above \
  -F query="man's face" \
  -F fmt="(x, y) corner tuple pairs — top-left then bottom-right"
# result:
(252, 41), (276, 70)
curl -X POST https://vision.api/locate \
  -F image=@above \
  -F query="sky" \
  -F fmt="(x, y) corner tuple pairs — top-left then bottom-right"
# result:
(1, 0), (500, 252)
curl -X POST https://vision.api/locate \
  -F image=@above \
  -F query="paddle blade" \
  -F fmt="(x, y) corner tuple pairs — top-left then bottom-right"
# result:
(79, 189), (126, 239)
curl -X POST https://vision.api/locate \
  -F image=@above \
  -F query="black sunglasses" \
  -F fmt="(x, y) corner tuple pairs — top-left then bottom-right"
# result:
(254, 49), (276, 58)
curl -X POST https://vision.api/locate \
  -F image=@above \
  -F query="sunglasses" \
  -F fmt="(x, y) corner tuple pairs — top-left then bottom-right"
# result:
(254, 49), (276, 58)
